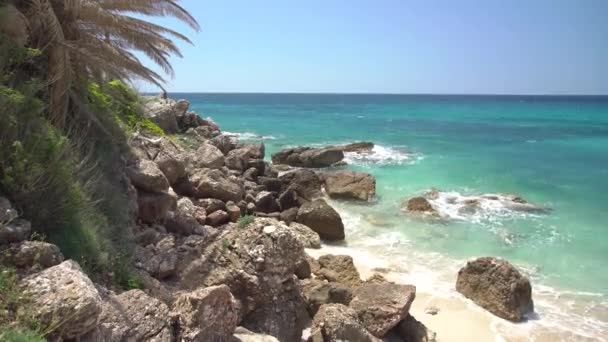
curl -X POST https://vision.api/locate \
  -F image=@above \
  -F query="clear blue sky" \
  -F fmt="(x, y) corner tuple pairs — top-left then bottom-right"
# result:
(140, 0), (608, 94)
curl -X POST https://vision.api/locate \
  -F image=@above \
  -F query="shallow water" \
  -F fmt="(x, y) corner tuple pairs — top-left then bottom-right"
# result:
(180, 93), (608, 340)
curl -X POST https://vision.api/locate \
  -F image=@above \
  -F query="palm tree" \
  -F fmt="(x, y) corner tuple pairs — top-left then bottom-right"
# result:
(4, 0), (200, 128)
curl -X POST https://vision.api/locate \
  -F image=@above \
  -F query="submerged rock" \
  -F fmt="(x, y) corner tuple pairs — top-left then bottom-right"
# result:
(456, 256), (534, 322)
(404, 197), (437, 214)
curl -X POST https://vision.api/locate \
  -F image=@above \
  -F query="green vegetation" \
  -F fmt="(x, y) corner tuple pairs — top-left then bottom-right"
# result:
(88, 80), (165, 137)
(0, 268), (44, 341)
(237, 215), (255, 229)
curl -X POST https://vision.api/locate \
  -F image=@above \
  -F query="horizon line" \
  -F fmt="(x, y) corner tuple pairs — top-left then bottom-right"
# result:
(152, 91), (608, 97)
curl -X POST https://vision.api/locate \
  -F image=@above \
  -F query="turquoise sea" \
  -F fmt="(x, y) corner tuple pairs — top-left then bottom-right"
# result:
(179, 93), (608, 339)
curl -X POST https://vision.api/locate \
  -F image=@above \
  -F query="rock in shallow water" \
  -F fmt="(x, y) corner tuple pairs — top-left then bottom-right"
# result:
(456, 256), (534, 322)
(321, 170), (376, 201)
(296, 199), (345, 241)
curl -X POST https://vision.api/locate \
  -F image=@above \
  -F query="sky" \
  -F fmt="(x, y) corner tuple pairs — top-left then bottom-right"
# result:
(139, 0), (608, 94)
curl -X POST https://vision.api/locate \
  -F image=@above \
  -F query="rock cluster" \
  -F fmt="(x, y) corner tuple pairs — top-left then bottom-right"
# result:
(1, 95), (537, 342)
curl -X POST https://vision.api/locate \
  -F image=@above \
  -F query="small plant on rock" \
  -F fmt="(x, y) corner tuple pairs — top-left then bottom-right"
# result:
(237, 215), (255, 229)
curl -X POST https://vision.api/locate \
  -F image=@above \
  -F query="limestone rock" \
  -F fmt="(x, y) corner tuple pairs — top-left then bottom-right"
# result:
(20, 260), (102, 339)
(309, 304), (380, 342)
(207, 210), (230, 227)
(172, 285), (238, 341)
(97, 289), (172, 341)
(142, 96), (179, 133)
(127, 159), (170, 193)
(190, 169), (244, 202)
(289, 222), (321, 249)
(11, 241), (64, 269)
(226, 148), (251, 172)
(455, 256), (534, 322)
(211, 134), (238, 155)
(303, 279), (353, 315)
(255, 191), (279, 213)
(193, 143), (225, 169)
(349, 282), (416, 337)
(322, 170), (376, 201)
(279, 169), (323, 203)
(133, 235), (177, 279)
(272, 147), (344, 168)
(316, 255), (362, 288)
(296, 199), (345, 241)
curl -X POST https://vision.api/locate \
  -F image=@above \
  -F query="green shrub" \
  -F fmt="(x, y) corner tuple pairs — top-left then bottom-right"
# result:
(0, 35), (135, 280)
(0, 268), (43, 340)
(88, 80), (165, 136)
(237, 215), (255, 229)
(0, 327), (45, 342)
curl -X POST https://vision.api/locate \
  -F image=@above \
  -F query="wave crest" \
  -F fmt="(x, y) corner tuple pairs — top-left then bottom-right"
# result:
(344, 145), (419, 166)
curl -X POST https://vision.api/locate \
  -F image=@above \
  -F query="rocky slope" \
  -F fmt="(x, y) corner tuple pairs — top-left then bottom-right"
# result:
(0, 94), (534, 341)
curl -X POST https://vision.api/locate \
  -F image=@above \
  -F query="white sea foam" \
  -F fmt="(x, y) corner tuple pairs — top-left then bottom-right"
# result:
(343, 144), (419, 166)
(223, 131), (277, 140)
(426, 190), (549, 223)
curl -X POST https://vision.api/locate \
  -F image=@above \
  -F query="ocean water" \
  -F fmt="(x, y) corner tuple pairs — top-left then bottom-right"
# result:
(179, 93), (608, 340)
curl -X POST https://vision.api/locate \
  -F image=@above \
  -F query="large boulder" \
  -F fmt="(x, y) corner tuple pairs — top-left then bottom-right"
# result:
(20, 260), (102, 339)
(316, 255), (362, 288)
(321, 170), (376, 201)
(349, 282), (417, 337)
(240, 141), (265, 160)
(172, 285), (238, 341)
(178, 218), (308, 341)
(127, 159), (170, 193)
(288, 222), (321, 249)
(272, 147), (344, 168)
(137, 190), (176, 223)
(192, 143), (225, 169)
(9, 241), (64, 269)
(296, 199), (345, 241)
(255, 191), (279, 214)
(211, 134), (238, 155)
(279, 169), (323, 202)
(96, 289), (172, 341)
(153, 138), (188, 185)
(455, 256), (534, 322)
(309, 304), (380, 342)
(303, 279), (353, 315)
(142, 96), (179, 134)
(225, 148), (251, 172)
(190, 169), (244, 202)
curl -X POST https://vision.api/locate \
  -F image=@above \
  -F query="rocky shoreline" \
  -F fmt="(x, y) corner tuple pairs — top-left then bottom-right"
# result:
(0, 94), (534, 341)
